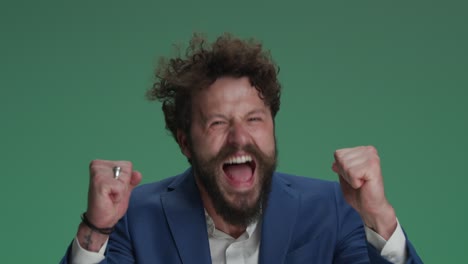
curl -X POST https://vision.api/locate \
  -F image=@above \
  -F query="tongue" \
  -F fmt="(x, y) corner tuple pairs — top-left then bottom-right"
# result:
(224, 164), (252, 183)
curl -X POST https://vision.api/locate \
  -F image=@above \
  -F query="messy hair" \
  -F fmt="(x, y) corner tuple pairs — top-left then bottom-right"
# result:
(147, 33), (281, 141)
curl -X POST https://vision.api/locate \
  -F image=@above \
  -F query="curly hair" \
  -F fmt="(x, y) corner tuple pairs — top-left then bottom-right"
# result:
(147, 33), (282, 141)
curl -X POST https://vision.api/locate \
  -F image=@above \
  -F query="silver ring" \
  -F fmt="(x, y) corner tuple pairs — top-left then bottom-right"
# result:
(113, 166), (121, 179)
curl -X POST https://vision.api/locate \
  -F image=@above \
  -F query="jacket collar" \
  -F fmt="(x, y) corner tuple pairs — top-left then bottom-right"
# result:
(161, 169), (212, 263)
(259, 173), (300, 264)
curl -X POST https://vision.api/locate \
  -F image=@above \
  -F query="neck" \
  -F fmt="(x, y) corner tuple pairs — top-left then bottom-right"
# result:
(195, 178), (246, 238)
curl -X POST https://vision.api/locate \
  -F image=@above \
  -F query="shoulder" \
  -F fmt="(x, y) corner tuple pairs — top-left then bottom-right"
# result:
(127, 169), (191, 209)
(132, 175), (179, 197)
(272, 171), (346, 214)
(274, 171), (340, 198)
(132, 175), (175, 195)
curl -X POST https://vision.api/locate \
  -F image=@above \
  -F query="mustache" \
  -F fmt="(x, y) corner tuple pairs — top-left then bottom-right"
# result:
(216, 144), (264, 162)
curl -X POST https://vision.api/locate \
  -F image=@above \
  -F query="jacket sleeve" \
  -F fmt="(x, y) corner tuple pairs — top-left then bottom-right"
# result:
(332, 183), (423, 264)
(59, 215), (135, 264)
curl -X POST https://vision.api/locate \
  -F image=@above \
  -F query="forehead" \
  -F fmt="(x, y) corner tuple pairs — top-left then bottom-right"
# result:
(192, 76), (267, 114)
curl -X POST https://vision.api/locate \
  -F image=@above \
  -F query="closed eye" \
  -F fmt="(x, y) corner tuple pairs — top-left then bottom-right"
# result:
(210, 120), (226, 126)
(248, 117), (263, 122)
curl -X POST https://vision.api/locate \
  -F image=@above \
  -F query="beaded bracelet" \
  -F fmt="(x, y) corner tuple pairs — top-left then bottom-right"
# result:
(81, 212), (115, 235)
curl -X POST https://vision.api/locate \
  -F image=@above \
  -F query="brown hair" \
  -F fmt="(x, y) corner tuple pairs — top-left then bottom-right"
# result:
(147, 33), (281, 141)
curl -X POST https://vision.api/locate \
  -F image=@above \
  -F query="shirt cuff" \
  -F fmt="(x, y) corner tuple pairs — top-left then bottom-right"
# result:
(70, 236), (107, 264)
(365, 219), (408, 264)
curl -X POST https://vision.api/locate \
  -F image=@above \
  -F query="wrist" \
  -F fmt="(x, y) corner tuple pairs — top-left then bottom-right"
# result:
(362, 204), (397, 240)
(81, 212), (115, 235)
(77, 222), (110, 252)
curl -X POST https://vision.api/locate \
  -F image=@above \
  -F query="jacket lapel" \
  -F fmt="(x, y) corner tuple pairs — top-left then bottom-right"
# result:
(161, 169), (212, 264)
(259, 174), (300, 264)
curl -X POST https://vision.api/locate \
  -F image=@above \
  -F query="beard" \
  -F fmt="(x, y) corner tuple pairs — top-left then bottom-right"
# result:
(190, 141), (277, 227)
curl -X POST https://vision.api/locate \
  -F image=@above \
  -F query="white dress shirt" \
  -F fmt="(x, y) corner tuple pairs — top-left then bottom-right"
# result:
(205, 211), (261, 264)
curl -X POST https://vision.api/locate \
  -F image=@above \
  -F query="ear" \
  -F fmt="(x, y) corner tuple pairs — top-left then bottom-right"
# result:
(177, 129), (191, 159)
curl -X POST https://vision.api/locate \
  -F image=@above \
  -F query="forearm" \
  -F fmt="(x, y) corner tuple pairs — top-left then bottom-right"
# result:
(76, 223), (109, 252)
(361, 203), (397, 240)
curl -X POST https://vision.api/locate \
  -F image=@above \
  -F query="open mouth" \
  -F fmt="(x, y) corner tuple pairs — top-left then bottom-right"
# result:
(222, 155), (257, 187)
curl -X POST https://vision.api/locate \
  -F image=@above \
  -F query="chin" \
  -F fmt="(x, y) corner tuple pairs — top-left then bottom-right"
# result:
(221, 184), (261, 208)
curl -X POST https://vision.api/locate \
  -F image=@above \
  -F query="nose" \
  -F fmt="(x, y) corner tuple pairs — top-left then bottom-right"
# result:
(227, 121), (251, 147)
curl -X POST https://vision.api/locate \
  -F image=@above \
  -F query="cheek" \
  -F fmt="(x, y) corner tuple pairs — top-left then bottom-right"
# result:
(262, 136), (276, 154)
(191, 131), (226, 157)
(252, 127), (276, 152)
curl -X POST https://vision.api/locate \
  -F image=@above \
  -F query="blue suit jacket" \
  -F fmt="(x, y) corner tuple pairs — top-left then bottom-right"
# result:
(61, 169), (423, 263)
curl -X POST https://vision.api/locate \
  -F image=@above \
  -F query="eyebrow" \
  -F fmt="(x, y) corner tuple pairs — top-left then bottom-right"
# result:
(205, 113), (228, 120)
(246, 109), (268, 116)
(202, 108), (268, 123)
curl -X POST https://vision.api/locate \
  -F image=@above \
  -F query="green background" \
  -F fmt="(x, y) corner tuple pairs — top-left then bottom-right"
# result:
(1, 0), (466, 263)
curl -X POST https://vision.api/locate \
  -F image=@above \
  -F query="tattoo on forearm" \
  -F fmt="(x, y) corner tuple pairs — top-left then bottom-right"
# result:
(83, 229), (93, 250)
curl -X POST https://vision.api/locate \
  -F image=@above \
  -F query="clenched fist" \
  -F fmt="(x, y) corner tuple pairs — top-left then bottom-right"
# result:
(332, 146), (397, 240)
(77, 160), (142, 251)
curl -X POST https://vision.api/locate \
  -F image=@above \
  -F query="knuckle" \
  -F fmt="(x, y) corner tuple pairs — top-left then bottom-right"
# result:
(367, 145), (377, 154)
(89, 165), (103, 177)
(89, 159), (100, 169)
(89, 160), (110, 174)
(369, 156), (380, 165)
(334, 150), (343, 160)
(90, 159), (106, 166)
(119, 161), (133, 170)
(367, 154), (380, 167)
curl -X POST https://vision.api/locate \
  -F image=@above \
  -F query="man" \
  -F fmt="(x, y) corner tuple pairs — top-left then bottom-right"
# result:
(60, 34), (423, 263)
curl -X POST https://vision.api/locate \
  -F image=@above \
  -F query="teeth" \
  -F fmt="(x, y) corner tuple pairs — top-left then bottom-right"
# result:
(226, 155), (252, 165)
